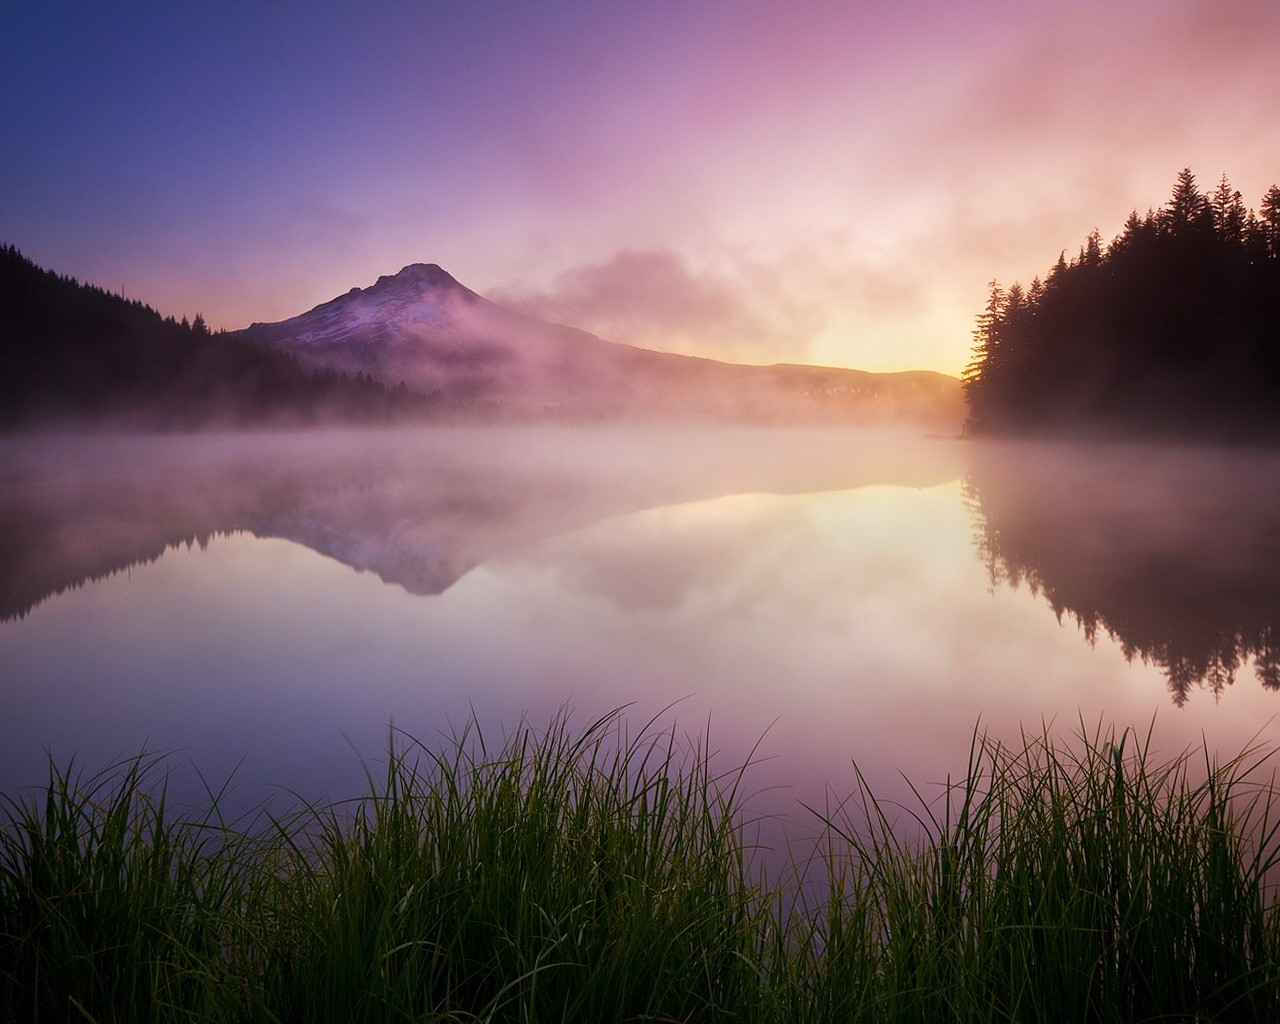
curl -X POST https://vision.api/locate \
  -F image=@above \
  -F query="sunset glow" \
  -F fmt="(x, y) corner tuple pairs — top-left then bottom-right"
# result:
(4, 0), (1278, 374)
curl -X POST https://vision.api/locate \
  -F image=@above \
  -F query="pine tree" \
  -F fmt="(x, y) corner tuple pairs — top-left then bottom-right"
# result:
(1164, 167), (1210, 236)
(1211, 174), (1247, 244)
(962, 168), (1280, 439)
(962, 280), (1006, 431)
(1261, 184), (1280, 258)
(1080, 228), (1103, 268)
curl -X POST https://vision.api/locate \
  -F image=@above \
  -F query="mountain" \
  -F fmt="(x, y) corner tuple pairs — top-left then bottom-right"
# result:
(0, 245), (435, 430)
(238, 264), (963, 428)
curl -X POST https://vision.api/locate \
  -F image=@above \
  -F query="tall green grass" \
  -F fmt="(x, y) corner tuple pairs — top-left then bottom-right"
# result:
(0, 752), (259, 1022)
(806, 722), (1280, 1023)
(3, 712), (1279, 1023)
(250, 710), (772, 1023)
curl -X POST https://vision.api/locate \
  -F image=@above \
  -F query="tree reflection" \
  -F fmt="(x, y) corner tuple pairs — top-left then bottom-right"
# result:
(965, 441), (1280, 705)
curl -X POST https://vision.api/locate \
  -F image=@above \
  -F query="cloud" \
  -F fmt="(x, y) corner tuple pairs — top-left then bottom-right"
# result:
(891, 0), (1280, 210)
(491, 247), (832, 364)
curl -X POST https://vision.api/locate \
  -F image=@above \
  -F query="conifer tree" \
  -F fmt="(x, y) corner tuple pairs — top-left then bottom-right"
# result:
(1080, 228), (1103, 268)
(962, 280), (1005, 431)
(962, 168), (1280, 439)
(1164, 167), (1210, 236)
(1261, 184), (1280, 258)
(1211, 174), (1247, 244)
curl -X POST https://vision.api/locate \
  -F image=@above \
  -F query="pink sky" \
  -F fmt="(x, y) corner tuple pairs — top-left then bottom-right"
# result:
(4, 0), (1278, 375)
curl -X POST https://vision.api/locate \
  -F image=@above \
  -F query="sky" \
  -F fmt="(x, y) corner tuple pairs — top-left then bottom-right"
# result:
(4, 0), (1279, 376)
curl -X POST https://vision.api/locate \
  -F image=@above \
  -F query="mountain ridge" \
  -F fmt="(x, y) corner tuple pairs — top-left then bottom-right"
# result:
(0, 244), (434, 430)
(0, 243), (962, 431)
(238, 262), (963, 427)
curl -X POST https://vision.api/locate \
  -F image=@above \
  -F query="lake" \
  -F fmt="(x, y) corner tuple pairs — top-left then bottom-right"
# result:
(3, 426), (1279, 847)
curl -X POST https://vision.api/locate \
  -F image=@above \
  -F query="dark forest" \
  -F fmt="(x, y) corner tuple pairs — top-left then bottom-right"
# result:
(963, 169), (1280, 440)
(0, 245), (439, 430)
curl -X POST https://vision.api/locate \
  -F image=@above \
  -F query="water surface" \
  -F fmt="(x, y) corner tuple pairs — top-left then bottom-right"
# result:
(3, 427), (1278, 839)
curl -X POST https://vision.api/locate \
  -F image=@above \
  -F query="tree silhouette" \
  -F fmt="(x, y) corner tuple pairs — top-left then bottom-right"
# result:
(1164, 167), (1211, 237)
(964, 169), (1280, 440)
(0, 245), (444, 430)
(1261, 184), (1280, 258)
(1211, 174), (1247, 244)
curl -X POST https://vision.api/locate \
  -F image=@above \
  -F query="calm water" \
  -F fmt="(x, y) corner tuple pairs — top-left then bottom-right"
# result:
(3, 427), (1280, 836)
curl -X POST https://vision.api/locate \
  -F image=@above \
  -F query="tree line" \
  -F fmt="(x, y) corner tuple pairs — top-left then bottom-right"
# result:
(963, 169), (1280, 440)
(0, 245), (442, 430)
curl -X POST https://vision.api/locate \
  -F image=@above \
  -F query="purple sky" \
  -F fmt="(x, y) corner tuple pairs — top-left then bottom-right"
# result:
(4, 0), (1278, 374)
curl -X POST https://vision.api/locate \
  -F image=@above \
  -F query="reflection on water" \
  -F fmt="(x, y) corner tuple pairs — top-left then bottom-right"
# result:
(1, 427), (959, 621)
(965, 441), (1280, 705)
(3, 428), (1280, 840)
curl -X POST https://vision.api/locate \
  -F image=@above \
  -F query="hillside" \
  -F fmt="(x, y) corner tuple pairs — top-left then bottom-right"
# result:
(0, 246), (962, 431)
(0, 246), (436, 430)
(239, 263), (963, 428)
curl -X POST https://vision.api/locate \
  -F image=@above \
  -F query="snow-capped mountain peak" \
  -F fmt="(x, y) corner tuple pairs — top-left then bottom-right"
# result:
(374, 263), (460, 289)
(237, 262), (610, 400)
(236, 262), (964, 426)
(245, 264), (486, 351)
(356, 263), (479, 304)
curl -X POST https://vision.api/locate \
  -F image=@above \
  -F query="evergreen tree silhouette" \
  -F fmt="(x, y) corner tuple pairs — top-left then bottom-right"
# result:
(0, 246), (444, 429)
(1211, 174), (1247, 244)
(1261, 185), (1280, 258)
(1164, 167), (1210, 237)
(964, 168), (1280, 440)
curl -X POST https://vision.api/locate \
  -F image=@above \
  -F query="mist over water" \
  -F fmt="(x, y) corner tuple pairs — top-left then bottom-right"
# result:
(965, 440), (1280, 704)
(2, 427), (1279, 844)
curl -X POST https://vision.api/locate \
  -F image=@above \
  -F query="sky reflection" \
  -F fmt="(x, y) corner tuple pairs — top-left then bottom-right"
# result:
(4, 431), (1279, 844)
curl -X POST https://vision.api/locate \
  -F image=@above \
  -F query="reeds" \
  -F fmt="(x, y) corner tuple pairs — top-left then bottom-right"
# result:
(805, 721), (1280, 1022)
(3, 711), (1279, 1023)
(251, 710), (771, 1022)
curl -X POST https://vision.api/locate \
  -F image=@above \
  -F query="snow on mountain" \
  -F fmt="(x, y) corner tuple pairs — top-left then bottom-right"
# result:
(240, 262), (649, 407)
(260, 264), (464, 345)
(238, 264), (965, 427)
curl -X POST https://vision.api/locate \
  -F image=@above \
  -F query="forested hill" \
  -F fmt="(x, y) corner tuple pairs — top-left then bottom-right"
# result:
(0, 246), (436, 430)
(963, 170), (1280, 440)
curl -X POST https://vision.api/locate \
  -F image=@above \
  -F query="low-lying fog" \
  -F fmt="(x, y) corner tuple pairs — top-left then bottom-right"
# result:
(3, 426), (1279, 849)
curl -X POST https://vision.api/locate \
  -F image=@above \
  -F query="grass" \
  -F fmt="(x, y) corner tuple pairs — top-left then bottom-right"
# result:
(2, 710), (1280, 1023)
(805, 722), (1280, 1023)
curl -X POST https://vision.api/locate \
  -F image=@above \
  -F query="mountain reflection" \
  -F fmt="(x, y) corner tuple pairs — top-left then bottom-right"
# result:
(965, 442), (1280, 705)
(0, 428), (962, 623)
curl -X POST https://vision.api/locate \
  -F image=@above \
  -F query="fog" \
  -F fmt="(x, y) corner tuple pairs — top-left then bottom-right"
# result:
(0, 425), (962, 621)
(965, 439), (1280, 703)
(5, 427), (1280, 859)
(237, 265), (966, 433)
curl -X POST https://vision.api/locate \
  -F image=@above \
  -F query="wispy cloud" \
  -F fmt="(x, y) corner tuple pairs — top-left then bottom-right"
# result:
(492, 247), (831, 364)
